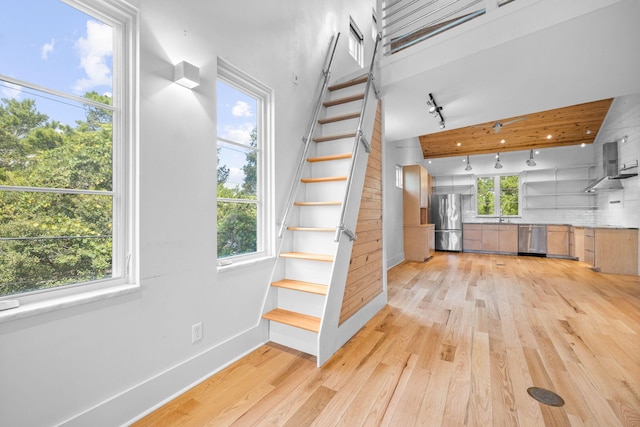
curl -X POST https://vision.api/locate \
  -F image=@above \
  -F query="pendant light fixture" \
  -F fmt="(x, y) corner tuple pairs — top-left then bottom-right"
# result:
(526, 149), (537, 167)
(494, 152), (503, 169)
(464, 155), (472, 171)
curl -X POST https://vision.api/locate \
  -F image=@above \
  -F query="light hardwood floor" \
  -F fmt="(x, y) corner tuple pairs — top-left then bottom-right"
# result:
(133, 253), (640, 426)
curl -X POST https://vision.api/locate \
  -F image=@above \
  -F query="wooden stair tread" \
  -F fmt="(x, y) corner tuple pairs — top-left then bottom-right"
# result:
(280, 252), (334, 262)
(271, 279), (328, 295)
(322, 94), (364, 108)
(294, 201), (341, 206)
(328, 75), (368, 91)
(318, 112), (360, 125)
(262, 308), (320, 332)
(313, 132), (356, 143)
(307, 153), (352, 162)
(300, 176), (347, 183)
(287, 227), (334, 232)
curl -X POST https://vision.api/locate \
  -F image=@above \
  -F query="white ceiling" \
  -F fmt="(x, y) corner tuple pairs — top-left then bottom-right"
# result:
(379, 0), (640, 145)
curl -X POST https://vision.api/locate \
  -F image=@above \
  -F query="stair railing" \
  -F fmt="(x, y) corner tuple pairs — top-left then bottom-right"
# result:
(277, 33), (341, 239)
(334, 33), (382, 243)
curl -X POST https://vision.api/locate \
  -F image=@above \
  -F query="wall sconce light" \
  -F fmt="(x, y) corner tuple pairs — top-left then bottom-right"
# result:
(525, 149), (537, 167)
(464, 155), (472, 171)
(620, 135), (628, 144)
(426, 93), (445, 129)
(494, 152), (503, 169)
(174, 61), (200, 89)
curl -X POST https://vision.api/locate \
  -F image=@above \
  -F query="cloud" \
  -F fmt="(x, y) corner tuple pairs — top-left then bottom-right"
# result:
(220, 123), (255, 145)
(0, 81), (22, 99)
(73, 20), (113, 94)
(231, 101), (253, 117)
(41, 39), (55, 60)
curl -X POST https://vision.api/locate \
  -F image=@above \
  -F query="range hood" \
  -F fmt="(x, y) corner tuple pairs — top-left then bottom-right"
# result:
(583, 141), (637, 192)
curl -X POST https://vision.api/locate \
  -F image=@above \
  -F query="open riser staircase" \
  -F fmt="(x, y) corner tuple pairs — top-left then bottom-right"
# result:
(261, 34), (381, 366)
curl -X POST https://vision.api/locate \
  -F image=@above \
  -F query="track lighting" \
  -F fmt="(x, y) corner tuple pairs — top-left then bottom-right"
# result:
(494, 153), (503, 169)
(464, 155), (472, 171)
(526, 149), (537, 167)
(427, 93), (445, 129)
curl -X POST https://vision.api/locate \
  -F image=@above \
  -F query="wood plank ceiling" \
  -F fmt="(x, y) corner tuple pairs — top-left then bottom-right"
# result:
(419, 98), (613, 159)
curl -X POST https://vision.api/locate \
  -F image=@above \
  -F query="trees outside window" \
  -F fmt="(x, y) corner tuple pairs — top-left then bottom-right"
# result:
(216, 61), (272, 264)
(476, 175), (519, 216)
(0, 0), (136, 298)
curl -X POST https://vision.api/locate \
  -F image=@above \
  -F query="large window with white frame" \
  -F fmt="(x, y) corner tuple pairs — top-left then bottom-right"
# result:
(476, 175), (519, 216)
(216, 60), (273, 265)
(0, 0), (137, 300)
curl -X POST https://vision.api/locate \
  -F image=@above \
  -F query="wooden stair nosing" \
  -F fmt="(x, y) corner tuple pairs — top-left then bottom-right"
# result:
(262, 308), (321, 332)
(313, 132), (356, 143)
(294, 201), (342, 206)
(279, 252), (334, 262)
(322, 94), (364, 108)
(318, 112), (361, 125)
(300, 176), (347, 184)
(271, 279), (328, 295)
(328, 75), (368, 91)
(307, 153), (352, 163)
(287, 226), (335, 232)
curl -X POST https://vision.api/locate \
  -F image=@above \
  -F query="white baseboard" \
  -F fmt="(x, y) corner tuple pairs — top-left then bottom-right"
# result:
(59, 325), (266, 426)
(387, 252), (405, 269)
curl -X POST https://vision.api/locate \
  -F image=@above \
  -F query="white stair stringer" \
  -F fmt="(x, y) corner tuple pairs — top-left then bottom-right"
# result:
(261, 71), (381, 365)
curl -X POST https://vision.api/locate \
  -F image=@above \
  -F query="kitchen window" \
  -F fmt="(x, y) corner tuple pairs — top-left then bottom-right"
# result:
(0, 0), (138, 302)
(476, 175), (519, 216)
(216, 59), (273, 266)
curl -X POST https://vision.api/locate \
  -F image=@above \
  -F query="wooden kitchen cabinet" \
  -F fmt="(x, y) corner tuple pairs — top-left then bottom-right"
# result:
(403, 224), (435, 262)
(403, 165), (431, 226)
(572, 227), (585, 261)
(594, 228), (638, 275)
(463, 224), (482, 251)
(481, 225), (500, 252)
(465, 223), (517, 254)
(584, 228), (595, 266)
(403, 165), (434, 262)
(547, 224), (570, 257)
(498, 224), (518, 254)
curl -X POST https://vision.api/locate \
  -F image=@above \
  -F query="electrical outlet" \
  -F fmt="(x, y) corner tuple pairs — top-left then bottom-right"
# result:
(192, 322), (203, 343)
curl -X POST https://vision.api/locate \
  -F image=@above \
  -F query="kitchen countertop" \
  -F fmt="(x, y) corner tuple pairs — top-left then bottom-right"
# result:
(463, 222), (638, 230)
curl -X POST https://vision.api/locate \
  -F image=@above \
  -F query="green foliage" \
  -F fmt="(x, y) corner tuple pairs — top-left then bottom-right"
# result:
(476, 175), (519, 216)
(216, 128), (258, 258)
(476, 177), (494, 215)
(500, 175), (519, 216)
(0, 94), (113, 297)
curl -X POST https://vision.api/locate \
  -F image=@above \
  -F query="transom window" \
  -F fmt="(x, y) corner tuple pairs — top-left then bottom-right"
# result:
(476, 175), (519, 216)
(0, 0), (136, 299)
(216, 60), (272, 265)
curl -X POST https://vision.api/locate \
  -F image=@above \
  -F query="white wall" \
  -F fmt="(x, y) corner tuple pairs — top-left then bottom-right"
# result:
(0, 1), (375, 425)
(593, 93), (640, 228)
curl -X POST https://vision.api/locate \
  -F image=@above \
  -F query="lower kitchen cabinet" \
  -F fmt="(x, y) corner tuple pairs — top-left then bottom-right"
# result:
(547, 224), (570, 257)
(463, 223), (517, 254)
(592, 228), (638, 275)
(404, 224), (435, 262)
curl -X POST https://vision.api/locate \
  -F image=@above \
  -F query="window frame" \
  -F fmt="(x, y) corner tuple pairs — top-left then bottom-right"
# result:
(216, 59), (274, 268)
(348, 17), (365, 67)
(475, 174), (520, 217)
(0, 0), (138, 318)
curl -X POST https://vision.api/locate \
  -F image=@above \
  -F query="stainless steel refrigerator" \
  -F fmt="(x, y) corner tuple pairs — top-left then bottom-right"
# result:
(429, 194), (463, 251)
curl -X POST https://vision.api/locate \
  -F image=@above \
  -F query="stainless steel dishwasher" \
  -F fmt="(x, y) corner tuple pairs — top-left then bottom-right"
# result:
(518, 224), (547, 255)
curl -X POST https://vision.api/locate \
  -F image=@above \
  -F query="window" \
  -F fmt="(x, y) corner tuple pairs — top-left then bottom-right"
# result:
(395, 165), (403, 189)
(348, 17), (364, 67)
(0, 0), (137, 300)
(476, 175), (519, 216)
(216, 60), (273, 265)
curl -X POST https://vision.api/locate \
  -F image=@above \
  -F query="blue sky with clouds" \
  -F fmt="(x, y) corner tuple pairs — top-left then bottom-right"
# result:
(1, 0), (113, 125)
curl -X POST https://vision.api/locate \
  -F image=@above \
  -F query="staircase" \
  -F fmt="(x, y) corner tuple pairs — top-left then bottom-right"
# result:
(261, 34), (382, 366)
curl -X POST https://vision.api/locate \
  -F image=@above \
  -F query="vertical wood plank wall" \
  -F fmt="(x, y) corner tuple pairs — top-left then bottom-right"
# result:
(339, 101), (383, 324)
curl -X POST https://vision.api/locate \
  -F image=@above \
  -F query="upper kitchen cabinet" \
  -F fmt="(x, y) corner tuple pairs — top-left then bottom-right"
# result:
(403, 165), (431, 225)
(521, 165), (597, 210)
